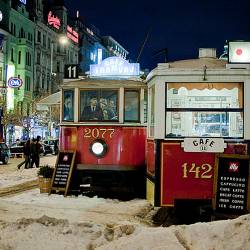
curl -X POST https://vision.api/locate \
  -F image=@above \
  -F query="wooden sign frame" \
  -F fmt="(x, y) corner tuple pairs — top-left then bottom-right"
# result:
(213, 154), (250, 216)
(49, 150), (76, 196)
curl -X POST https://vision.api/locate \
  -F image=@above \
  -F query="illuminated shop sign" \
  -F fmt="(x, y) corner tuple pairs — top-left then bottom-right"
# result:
(228, 41), (250, 63)
(20, 0), (26, 4)
(90, 56), (140, 77)
(48, 11), (61, 29)
(8, 77), (23, 88)
(182, 138), (226, 153)
(66, 25), (79, 43)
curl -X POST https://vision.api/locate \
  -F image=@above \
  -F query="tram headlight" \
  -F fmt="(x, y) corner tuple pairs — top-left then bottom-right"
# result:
(89, 139), (108, 157)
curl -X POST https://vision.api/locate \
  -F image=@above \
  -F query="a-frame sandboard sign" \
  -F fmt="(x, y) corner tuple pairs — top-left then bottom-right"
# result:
(49, 150), (76, 196)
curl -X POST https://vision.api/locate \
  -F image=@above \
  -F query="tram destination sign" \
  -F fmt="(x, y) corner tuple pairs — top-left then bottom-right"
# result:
(213, 154), (250, 215)
(50, 151), (76, 196)
(182, 138), (226, 153)
(89, 56), (140, 77)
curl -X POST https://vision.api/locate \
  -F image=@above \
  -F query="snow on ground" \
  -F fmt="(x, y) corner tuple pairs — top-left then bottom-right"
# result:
(1, 156), (250, 250)
(0, 156), (57, 188)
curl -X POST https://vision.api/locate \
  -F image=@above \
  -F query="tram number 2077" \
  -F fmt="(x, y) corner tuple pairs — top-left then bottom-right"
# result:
(83, 128), (115, 139)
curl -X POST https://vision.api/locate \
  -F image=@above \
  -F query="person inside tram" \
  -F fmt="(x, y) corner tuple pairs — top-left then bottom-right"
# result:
(108, 99), (118, 120)
(81, 96), (104, 120)
(64, 94), (73, 120)
(99, 98), (109, 120)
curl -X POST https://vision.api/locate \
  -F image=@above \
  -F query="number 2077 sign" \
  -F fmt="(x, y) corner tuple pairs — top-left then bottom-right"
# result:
(64, 64), (79, 79)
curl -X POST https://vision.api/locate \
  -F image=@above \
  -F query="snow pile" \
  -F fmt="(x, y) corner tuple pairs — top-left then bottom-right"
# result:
(94, 214), (250, 250)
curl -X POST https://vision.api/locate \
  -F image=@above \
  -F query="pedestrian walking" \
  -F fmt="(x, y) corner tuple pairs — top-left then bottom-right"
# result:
(17, 139), (31, 170)
(30, 136), (43, 168)
(23, 139), (31, 169)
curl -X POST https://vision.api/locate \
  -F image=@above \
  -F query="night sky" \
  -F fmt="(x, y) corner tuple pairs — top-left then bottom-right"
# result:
(65, 0), (250, 70)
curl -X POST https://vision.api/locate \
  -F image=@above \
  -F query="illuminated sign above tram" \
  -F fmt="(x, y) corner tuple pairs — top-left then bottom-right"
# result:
(89, 56), (140, 78)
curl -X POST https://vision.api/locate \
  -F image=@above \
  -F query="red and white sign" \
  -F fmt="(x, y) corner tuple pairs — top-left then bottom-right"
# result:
(48, 11), (61, 30)
(66, 25), (79, 43)
(229, 41), (250, 63)
(7, 77), (23, 88)
(229, 162), (239, 172)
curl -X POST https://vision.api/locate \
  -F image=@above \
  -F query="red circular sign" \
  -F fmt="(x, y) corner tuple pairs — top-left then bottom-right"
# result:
(236, 48), (243, 55)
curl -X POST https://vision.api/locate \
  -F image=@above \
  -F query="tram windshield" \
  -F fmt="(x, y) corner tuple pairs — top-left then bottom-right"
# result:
(80, 89), (118, 121)
(165, 82), (243, 138)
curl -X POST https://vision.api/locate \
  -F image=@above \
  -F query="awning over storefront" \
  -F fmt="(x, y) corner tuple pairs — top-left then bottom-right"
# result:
(36, 92), (61, 111)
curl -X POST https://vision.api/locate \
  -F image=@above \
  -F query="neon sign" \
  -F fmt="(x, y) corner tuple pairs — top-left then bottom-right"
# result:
(66, 25), (79, 43)
(90, 56), (140, 77)
(8, 77), (23, 88)
(48, 11), (61, 30)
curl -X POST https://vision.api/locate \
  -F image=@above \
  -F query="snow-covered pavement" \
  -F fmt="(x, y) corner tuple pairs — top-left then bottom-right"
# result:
(0, 155), (250, 250)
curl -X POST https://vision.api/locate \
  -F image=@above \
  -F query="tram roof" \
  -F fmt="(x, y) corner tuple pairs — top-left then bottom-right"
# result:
(62, 77), (146, 88)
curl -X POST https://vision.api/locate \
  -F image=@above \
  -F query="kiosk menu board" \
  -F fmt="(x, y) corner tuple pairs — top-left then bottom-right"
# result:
(213, 154), (250, 215)
(50, 151), (76, 196)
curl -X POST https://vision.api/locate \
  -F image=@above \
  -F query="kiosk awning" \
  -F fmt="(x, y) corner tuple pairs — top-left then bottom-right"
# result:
(36, 92), (61, 111)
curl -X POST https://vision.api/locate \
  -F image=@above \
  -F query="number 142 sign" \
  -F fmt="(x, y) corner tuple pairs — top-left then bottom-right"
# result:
(64, 64), (79, 79)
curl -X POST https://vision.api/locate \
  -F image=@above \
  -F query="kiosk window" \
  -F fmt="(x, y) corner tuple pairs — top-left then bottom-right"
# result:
(124, 90), (139, 122)
(165, 83), (243, 138)
(149, 86), (155, 137)
(80, 89), (118, 121)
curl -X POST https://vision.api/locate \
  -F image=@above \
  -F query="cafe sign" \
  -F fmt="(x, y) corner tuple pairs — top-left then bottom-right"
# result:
(182, 138), (227, 153)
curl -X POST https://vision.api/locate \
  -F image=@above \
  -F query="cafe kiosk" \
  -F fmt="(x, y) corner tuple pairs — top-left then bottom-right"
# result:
(146, 45), (250, 219)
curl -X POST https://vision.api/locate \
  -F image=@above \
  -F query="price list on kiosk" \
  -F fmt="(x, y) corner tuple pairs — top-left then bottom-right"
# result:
(216, 156), (249, 215)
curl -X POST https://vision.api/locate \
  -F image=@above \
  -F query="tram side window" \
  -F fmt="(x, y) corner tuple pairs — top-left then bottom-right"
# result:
(124, 90), (140, 122)
(63, 89), (74, 121)
(165, 82), (243, 138)
(79, 89), (118, 121)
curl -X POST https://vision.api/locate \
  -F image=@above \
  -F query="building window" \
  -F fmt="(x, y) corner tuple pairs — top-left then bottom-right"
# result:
(19, 28), (25, 38)
(37, 31), (41, 43)
(18, 51), (21, 64)
(43, 34), (46, 48)
(165, 82), (243, 138)
(11, 48), (14, 62)
(57, 62), (60, 72)
(25, 76), (30, 91)
(0, 67), (2, 81)
(26, 52), (31, 66)
(37, 52), (40, 64)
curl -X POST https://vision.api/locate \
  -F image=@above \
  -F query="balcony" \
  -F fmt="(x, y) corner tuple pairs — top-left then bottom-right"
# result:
(17, 38), (33, 48)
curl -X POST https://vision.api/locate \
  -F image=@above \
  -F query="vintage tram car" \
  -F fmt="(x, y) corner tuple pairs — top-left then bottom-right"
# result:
(60, 76), (147, 198)
(146, 47), (250, 222)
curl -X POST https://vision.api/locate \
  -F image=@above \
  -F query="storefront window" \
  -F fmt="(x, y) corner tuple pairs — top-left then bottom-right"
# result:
(166, 83), (243, 138)
(124, 90), (139, 122)
(80, 89), (118, 121)
(63, 90), (74, 121)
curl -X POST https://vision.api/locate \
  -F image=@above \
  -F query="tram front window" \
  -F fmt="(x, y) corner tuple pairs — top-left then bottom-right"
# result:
(80, 90), (118, 121)
(124, 90), (140, 122)
(63, 89), (74, 121)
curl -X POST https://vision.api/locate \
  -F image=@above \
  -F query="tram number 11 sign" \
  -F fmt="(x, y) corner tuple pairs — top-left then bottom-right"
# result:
(64, 64), (79, 79)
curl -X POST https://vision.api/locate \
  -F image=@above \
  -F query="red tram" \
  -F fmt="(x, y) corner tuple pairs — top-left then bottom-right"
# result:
(145, 47), (250, 220)
(59, 59), (147, 198)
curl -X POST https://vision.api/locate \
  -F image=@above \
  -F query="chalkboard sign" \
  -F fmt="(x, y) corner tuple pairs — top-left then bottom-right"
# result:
(50, 151), (76, 196)
(213, 154), (250, 215)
